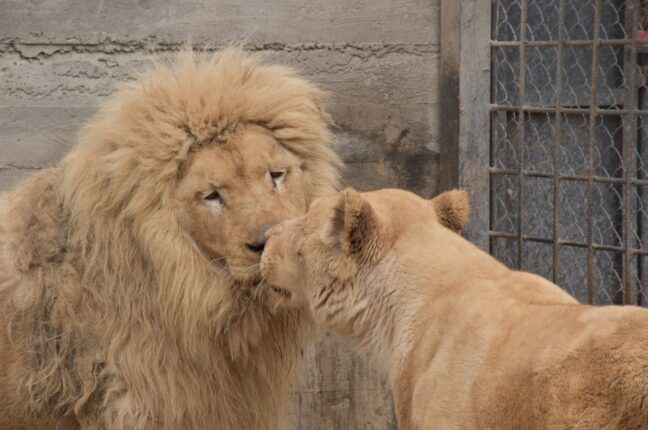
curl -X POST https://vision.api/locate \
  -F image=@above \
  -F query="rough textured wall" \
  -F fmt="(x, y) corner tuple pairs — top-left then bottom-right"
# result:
(0, 1), (440, 428)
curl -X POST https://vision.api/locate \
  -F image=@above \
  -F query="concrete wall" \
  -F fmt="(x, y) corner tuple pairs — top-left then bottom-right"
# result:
(0, 1), (441, 428)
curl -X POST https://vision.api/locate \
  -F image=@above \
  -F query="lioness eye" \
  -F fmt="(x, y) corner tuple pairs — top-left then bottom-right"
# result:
(270, 170), (287, 187)
(203, 191), (223, 204)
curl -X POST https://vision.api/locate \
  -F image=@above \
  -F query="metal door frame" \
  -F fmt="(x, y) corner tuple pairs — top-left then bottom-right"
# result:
(441, 0), (647, 305)
(439, 0), (491, 250)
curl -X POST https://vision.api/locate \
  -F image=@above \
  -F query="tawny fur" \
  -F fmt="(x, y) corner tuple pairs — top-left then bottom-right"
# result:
(0, 49), (340, 429)
(262, 188), (648, 429)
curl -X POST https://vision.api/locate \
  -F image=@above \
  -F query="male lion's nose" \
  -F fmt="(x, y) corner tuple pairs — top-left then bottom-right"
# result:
(245, 224), (275, 254)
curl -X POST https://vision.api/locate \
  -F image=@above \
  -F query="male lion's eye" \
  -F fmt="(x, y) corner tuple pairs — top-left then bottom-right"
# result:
(203, 191), (223, 204)
(270, 170), (287, 188)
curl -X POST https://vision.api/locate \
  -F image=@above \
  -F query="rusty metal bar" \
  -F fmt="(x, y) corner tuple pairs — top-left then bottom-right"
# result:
(489, 168), (648, 186)
(490, 0), (502, 258)
(491, 105), (648, 116)
(489, 231), (648, 256)
(492, 0), (501, 41)
(586, 0), (602, 304)
(492, 38), (648, 47)
(622, 0), (640, 305)
(515, 0), (528, 270)
(550, 0), (568, 283)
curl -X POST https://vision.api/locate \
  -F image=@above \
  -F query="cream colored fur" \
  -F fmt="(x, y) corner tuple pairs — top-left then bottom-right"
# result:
(261, 188), (648, 429)
(0, 49), (340, 429)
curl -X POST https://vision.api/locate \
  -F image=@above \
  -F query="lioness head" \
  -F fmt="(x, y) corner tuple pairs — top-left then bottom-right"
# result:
(260, 188), (468, 309)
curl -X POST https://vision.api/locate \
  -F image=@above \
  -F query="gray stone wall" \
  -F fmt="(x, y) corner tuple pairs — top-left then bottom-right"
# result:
(0, 1), (440, 428)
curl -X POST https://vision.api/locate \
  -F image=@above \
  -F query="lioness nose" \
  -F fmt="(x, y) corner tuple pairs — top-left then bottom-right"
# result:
(265, 225), (280, 238)
(245, 224), (275, 254)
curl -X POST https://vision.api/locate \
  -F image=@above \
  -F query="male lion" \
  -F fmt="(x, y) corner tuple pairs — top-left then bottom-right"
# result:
(261, 188), (648, 429)
(0, 49), (340, 429)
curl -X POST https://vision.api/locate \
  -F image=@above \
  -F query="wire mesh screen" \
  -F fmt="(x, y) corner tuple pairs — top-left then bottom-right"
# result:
(490, 0), (648, 305)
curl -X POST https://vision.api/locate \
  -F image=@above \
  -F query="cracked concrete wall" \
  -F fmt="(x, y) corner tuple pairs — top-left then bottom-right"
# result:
(0, 1), (440, 428)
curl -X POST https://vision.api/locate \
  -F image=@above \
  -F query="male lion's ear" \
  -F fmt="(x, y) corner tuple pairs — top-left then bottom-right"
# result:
(430, 189), (469, 233)
(323, 188), (376, 255)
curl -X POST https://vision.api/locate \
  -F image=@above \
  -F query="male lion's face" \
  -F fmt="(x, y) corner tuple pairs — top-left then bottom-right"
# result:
(175, 124), (309, 283)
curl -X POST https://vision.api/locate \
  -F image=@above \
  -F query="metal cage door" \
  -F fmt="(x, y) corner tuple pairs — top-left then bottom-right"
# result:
(488, 0), (648, 305)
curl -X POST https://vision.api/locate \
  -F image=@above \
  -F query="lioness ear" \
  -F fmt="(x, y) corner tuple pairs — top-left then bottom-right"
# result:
(324, 188), (376, 255)
(430, 189), (469, 232)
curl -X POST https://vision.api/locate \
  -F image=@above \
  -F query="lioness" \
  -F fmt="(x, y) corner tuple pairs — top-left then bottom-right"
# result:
(261, 188), (648, 429)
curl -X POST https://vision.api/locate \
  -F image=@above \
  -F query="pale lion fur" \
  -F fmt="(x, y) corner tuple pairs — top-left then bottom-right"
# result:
(0, 48), (340, 429)
(262, 188), (648, 429)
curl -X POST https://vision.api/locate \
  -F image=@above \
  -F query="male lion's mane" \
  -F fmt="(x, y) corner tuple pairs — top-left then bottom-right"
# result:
(0, 49), (340, 429)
